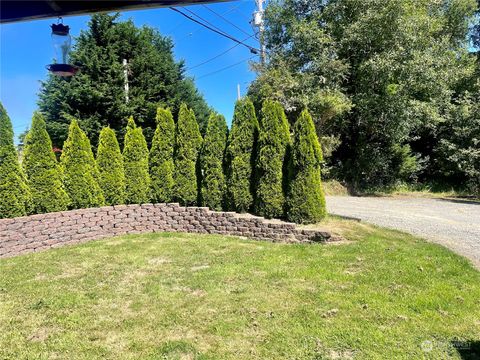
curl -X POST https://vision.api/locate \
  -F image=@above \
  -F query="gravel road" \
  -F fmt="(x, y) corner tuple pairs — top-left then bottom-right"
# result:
(326, 196), (480, 269)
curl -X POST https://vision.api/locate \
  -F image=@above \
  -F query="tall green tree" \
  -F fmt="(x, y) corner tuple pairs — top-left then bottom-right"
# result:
(225, 98), (259, 212)
(255, 100), (291, 218)
(199, 112), (228, 210)
(96, 127), (125, 205)
(287, 109), (326, 224)
(0, 103), (32, 218)
(173, 104), (202, 205)
(38, 13), (211, 149)
(23, 112), (69, 213)
(60, 118), (104, 209)
(150, 107), (175, 203)
(123, 117), (150, 204)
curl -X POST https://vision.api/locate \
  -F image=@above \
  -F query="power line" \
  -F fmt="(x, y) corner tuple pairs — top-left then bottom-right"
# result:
(196, 55), (255, 80)
(169, 7), (259, 54)
(202, 4), (252, 37)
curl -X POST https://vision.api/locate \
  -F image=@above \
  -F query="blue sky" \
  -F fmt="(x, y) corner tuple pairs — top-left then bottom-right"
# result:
(0, 0), (259, 141)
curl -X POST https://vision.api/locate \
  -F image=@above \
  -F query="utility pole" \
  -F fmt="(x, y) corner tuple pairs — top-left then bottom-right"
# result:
(237, 83), (241, 100)
(123, 58), (129, 103)
(253, 0), (266, 65)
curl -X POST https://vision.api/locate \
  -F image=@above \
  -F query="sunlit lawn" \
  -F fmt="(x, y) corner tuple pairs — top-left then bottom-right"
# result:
(1, 219), (479, 359)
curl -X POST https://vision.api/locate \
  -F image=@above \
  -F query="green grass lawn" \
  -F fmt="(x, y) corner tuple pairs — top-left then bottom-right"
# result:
(1, 219), (479, 359)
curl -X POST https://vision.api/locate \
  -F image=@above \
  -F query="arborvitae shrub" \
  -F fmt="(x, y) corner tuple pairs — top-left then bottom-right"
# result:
(0, 103), (32, 218)
(199, 113), (228, 210)
(286, 109), (326, 223)
(225, 97), (259, 212)
(150, 108), (175, 203)
(96, 127), (125, 205)
(255, 100), (291, 218)
(23, 112), (69, 213)
(123, 116), (151, 204)
(60, 118), (104, 209)
(173, 104), (202, 205)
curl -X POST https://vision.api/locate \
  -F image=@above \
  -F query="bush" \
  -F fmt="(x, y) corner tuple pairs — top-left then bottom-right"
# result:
(96, 127), (125, 205)
(173, 104), (202, 205)
(286, 109), (326, 223)
(150, 108), (175, 203)
(23, 112), (69, 213)
(123, 117), (151, 204)
(60, 118), (104, 209)
(0, 103), (32, 218)
(225, 98), (259, 212)
(254, 100), (291, 218)
(199, 113), (228, 210)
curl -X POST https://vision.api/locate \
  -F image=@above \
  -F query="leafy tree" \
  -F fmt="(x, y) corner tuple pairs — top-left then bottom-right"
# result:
(60, 118), (104, 209)
(123, 117), (150, 204)
(0, 103), (32, 218)
(254, 100), (291, 218)
(150, 108), (175, 203)
(225, 98), (259, 212)
(38, 13), (211, 149)
(173, 104), (202, 205)
(199, 112), (228, 210)
(286, 109), (326, 224)
(23, 112), (69, 213)
(96, 127), (125, 205)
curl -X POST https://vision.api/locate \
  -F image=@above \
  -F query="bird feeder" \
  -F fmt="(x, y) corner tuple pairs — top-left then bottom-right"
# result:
(46, 19), (78, 76)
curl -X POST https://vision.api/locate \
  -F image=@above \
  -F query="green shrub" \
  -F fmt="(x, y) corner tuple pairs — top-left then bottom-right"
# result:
(60, 118), (104, 209)
(0, 103), (32, 218)
(286, 109), (326, 224)
(199, 113), (228, 210)
(150, 108), (175, 203)
(123, 117), (150, 204)
(254, 100), (291, 218)
(173, 104), (202, 205)
(225, 98), (259, 212)
(96, 127), (125, 205)
(23, 112), (69, 213)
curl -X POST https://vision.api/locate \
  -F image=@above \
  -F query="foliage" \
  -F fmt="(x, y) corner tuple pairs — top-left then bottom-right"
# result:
(254, 100), (291, 218)
(287, 109), (326, 224)
(38, 13), (210, 149)
(199, 112), (228, 210)
(0, 103), (32, 218)
(225, 98), (259, 212)
(60, 118), (104, 209)
(123, 117), (150, 204)
(173, 104), (202, 205)
(150, 108), (175, 203)
(96, 127), (125, 205)
(23, 112), (69, 213)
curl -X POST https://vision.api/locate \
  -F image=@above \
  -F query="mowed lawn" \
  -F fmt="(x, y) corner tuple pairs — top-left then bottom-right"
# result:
(1, 219), (479, 359)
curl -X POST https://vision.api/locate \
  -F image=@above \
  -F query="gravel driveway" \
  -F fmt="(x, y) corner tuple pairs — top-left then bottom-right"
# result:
(326, 196), (480, 269)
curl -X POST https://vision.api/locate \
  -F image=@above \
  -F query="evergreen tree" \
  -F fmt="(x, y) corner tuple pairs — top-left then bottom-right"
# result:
(60, 118), (104, 209)
(173, 103), (202, 205)
(199, 112), (228, 210)
(96, 127), (125, 205)
(23, 112), (69, 213)
(0, 103), (32, 218)
(225, 98), (259, 212)
(123, 117), (150, 204)
(150, 108), (175, 203)
(255, 100), (291, 218)
(287, 109), (326, 224)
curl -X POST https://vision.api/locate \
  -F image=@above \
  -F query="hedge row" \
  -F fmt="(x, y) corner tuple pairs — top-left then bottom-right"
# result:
(0, 99), (326, 224)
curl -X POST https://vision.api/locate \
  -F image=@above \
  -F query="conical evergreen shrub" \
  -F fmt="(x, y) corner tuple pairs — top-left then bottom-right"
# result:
(0, 103), (32, 218)
(123, 117), (150, 204)
(255, 100), (291, 218)
(199, 112), (228, 210)
(150, 108), (175, 203)
(96, 127), (125, 205)
(225, 97), (259, 212)
(23, 112), (69, 213)
(60, 118), (104, 209)
(286, 109), (326, 224)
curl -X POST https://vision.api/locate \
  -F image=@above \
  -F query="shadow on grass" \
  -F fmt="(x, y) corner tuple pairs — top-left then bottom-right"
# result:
(452, 340), (480, 360)
(437, 197), (480, 206)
